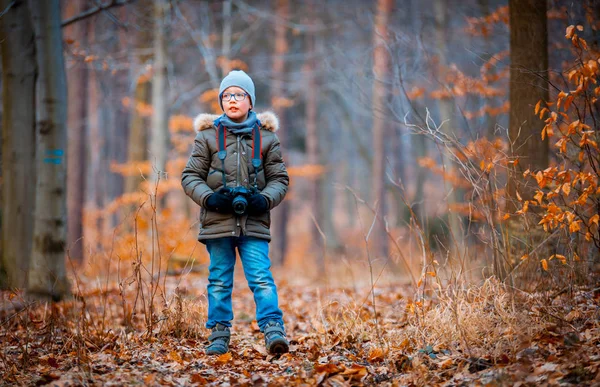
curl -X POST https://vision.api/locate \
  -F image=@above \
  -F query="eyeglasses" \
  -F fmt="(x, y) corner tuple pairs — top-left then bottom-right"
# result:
(222, 92), (248, 102)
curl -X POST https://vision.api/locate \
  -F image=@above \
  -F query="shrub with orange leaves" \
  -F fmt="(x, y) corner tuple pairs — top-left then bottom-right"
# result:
(417, 136), (509, 222)
(83, 112), (209, 282)
(517, 25), (600, 271)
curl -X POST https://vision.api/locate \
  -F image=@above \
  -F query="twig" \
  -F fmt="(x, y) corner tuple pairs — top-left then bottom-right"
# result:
(350, 188), (382, 347)
(61, 0), (133, 28)
(308, 210), (328, 279)
(0, 0), (16, 19)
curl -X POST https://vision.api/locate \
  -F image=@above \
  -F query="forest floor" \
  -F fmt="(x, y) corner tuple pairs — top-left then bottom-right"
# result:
(0, 271), (599, 386)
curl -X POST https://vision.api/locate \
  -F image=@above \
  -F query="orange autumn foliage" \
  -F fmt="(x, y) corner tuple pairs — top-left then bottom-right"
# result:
(518, 25), (600, 268)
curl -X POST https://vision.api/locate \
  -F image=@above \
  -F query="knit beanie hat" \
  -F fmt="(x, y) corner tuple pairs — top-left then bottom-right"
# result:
(218, 70), (256, 111)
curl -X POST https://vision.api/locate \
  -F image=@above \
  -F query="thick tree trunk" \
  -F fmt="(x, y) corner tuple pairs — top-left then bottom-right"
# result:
(0, 0), (36, 289)
(150, 0), (169, 185)
(27, 0), (70, 301)
(502, 0), (549, 281)
(371, 0), (393, 259)
(64, 0), (89, 264)
(270, 0), (289, 266)
(506, 0), (549, 212)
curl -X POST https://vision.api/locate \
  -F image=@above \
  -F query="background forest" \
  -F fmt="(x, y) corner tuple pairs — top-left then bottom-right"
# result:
(1, 0), (600, 385)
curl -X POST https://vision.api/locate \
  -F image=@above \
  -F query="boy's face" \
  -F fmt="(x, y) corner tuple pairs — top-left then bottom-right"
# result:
(222, 86), (252, 123)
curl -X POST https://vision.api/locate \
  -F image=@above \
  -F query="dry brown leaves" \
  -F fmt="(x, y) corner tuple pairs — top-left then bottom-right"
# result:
(0, 276), (599, 386)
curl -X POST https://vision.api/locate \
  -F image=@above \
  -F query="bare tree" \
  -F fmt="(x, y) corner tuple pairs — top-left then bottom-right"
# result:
(304, 0), (323, 265)
(221, 0), (232, 74)
(433, 0), (463, 257)
(125, 1), (152, 194)
(27, 0), (70, 300)
(371, 0), (393, 259)
(64, 0), (89, 264)
(150, 0), (169, 184)
(270, 0), (290, 266)
(0, 0), (36, 289)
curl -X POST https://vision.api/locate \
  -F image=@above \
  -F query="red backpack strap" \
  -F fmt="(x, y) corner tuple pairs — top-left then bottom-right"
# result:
(251, 123), (262, 188)
(216, 124), (227, 188)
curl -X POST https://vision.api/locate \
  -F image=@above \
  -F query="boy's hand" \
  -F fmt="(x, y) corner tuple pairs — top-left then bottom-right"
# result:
(205, 190), (233, 213)
(247, 193), (269, 215)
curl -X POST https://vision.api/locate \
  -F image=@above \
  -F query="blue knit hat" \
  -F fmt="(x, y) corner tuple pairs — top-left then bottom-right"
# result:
(218, 70), (256, 111)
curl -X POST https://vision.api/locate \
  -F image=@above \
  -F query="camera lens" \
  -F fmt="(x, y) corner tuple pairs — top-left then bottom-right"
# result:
(232, 195), (247, 215)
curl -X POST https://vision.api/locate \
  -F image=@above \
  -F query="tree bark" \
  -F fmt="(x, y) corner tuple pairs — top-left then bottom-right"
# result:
(506, 0), (549, 213)
(270, 0), (289, 266)
(105, 5), (129, 229)
(125, 2), (152, 194)
(64, 0), (89, 264)
(221, 0), (232, 74)
(434, 0), (463, 257)
(371, 0), (393, 259)
(0, 0), (36, 289)
(150, 0), (169, 186)
(27, 0), (70, 301)
(304, 2), (323, 265)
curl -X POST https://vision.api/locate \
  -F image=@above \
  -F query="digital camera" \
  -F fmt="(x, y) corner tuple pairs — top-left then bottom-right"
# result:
(223, 186), (258, 215)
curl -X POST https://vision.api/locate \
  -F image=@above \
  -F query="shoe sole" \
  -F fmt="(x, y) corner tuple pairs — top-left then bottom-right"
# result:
(267, 338), (289, 354)
(206, 349), (228, 355)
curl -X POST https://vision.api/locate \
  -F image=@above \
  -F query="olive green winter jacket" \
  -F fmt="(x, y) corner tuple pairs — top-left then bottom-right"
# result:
(181, 111), (289, 242)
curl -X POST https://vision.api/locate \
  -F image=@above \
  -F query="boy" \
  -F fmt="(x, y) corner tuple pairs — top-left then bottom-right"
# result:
(181, 70), (290, 355)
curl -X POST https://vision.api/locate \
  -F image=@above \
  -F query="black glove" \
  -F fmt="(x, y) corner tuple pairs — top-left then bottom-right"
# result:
(247, 193), (269, 215)
(205, 190), (233, 213)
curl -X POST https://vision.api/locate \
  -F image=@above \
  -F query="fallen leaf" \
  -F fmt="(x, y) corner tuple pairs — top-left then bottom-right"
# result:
(168, 350), (182, 363)
(190, 373), (207, 385)
(216, 352), (232, 364)
(368, 347), (385, 362)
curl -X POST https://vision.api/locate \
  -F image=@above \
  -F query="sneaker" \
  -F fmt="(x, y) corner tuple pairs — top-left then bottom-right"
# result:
(264, 321), (289, 355)
(206, 323), (230, 355)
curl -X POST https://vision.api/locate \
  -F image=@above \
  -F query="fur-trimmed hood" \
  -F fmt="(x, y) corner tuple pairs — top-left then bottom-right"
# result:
(193, 111), (279, 133)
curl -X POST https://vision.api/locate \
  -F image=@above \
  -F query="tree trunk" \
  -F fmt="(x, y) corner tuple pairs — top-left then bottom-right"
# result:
(506, 0), (549, 213)
(411, 134), (427, 224)
(433, 0), (464, 257)
(0, 0), (36, 289)
(407, 0), (428, 226)
(125, 4), (152, 194)
(270, 0), (289, 266)
(151, 0), (169, 186)
(502, 0), (549, 281)
(64, 0), (89, 264)
(106, 5), (129, 229)
(320, 112), (342, 252)
(27, 0), (70, 301)
(371, 0), (393, 259)
(85, 13), (106, 252)
(478, 0), (497, 139)
(391, 123), (406, 227)
(221, 0), (232, 74)
(304, 5), (323, 266)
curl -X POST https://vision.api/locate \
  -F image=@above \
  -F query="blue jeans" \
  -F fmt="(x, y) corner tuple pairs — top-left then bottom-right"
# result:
(204, 236), (284, 331)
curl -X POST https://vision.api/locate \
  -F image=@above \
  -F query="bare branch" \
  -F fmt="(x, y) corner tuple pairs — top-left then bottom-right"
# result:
(61, 0), (134, 28)
(0, 0), (16, 19)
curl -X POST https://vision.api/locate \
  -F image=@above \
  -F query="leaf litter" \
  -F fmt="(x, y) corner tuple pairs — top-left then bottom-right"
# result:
(0, 276), (599, 386)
